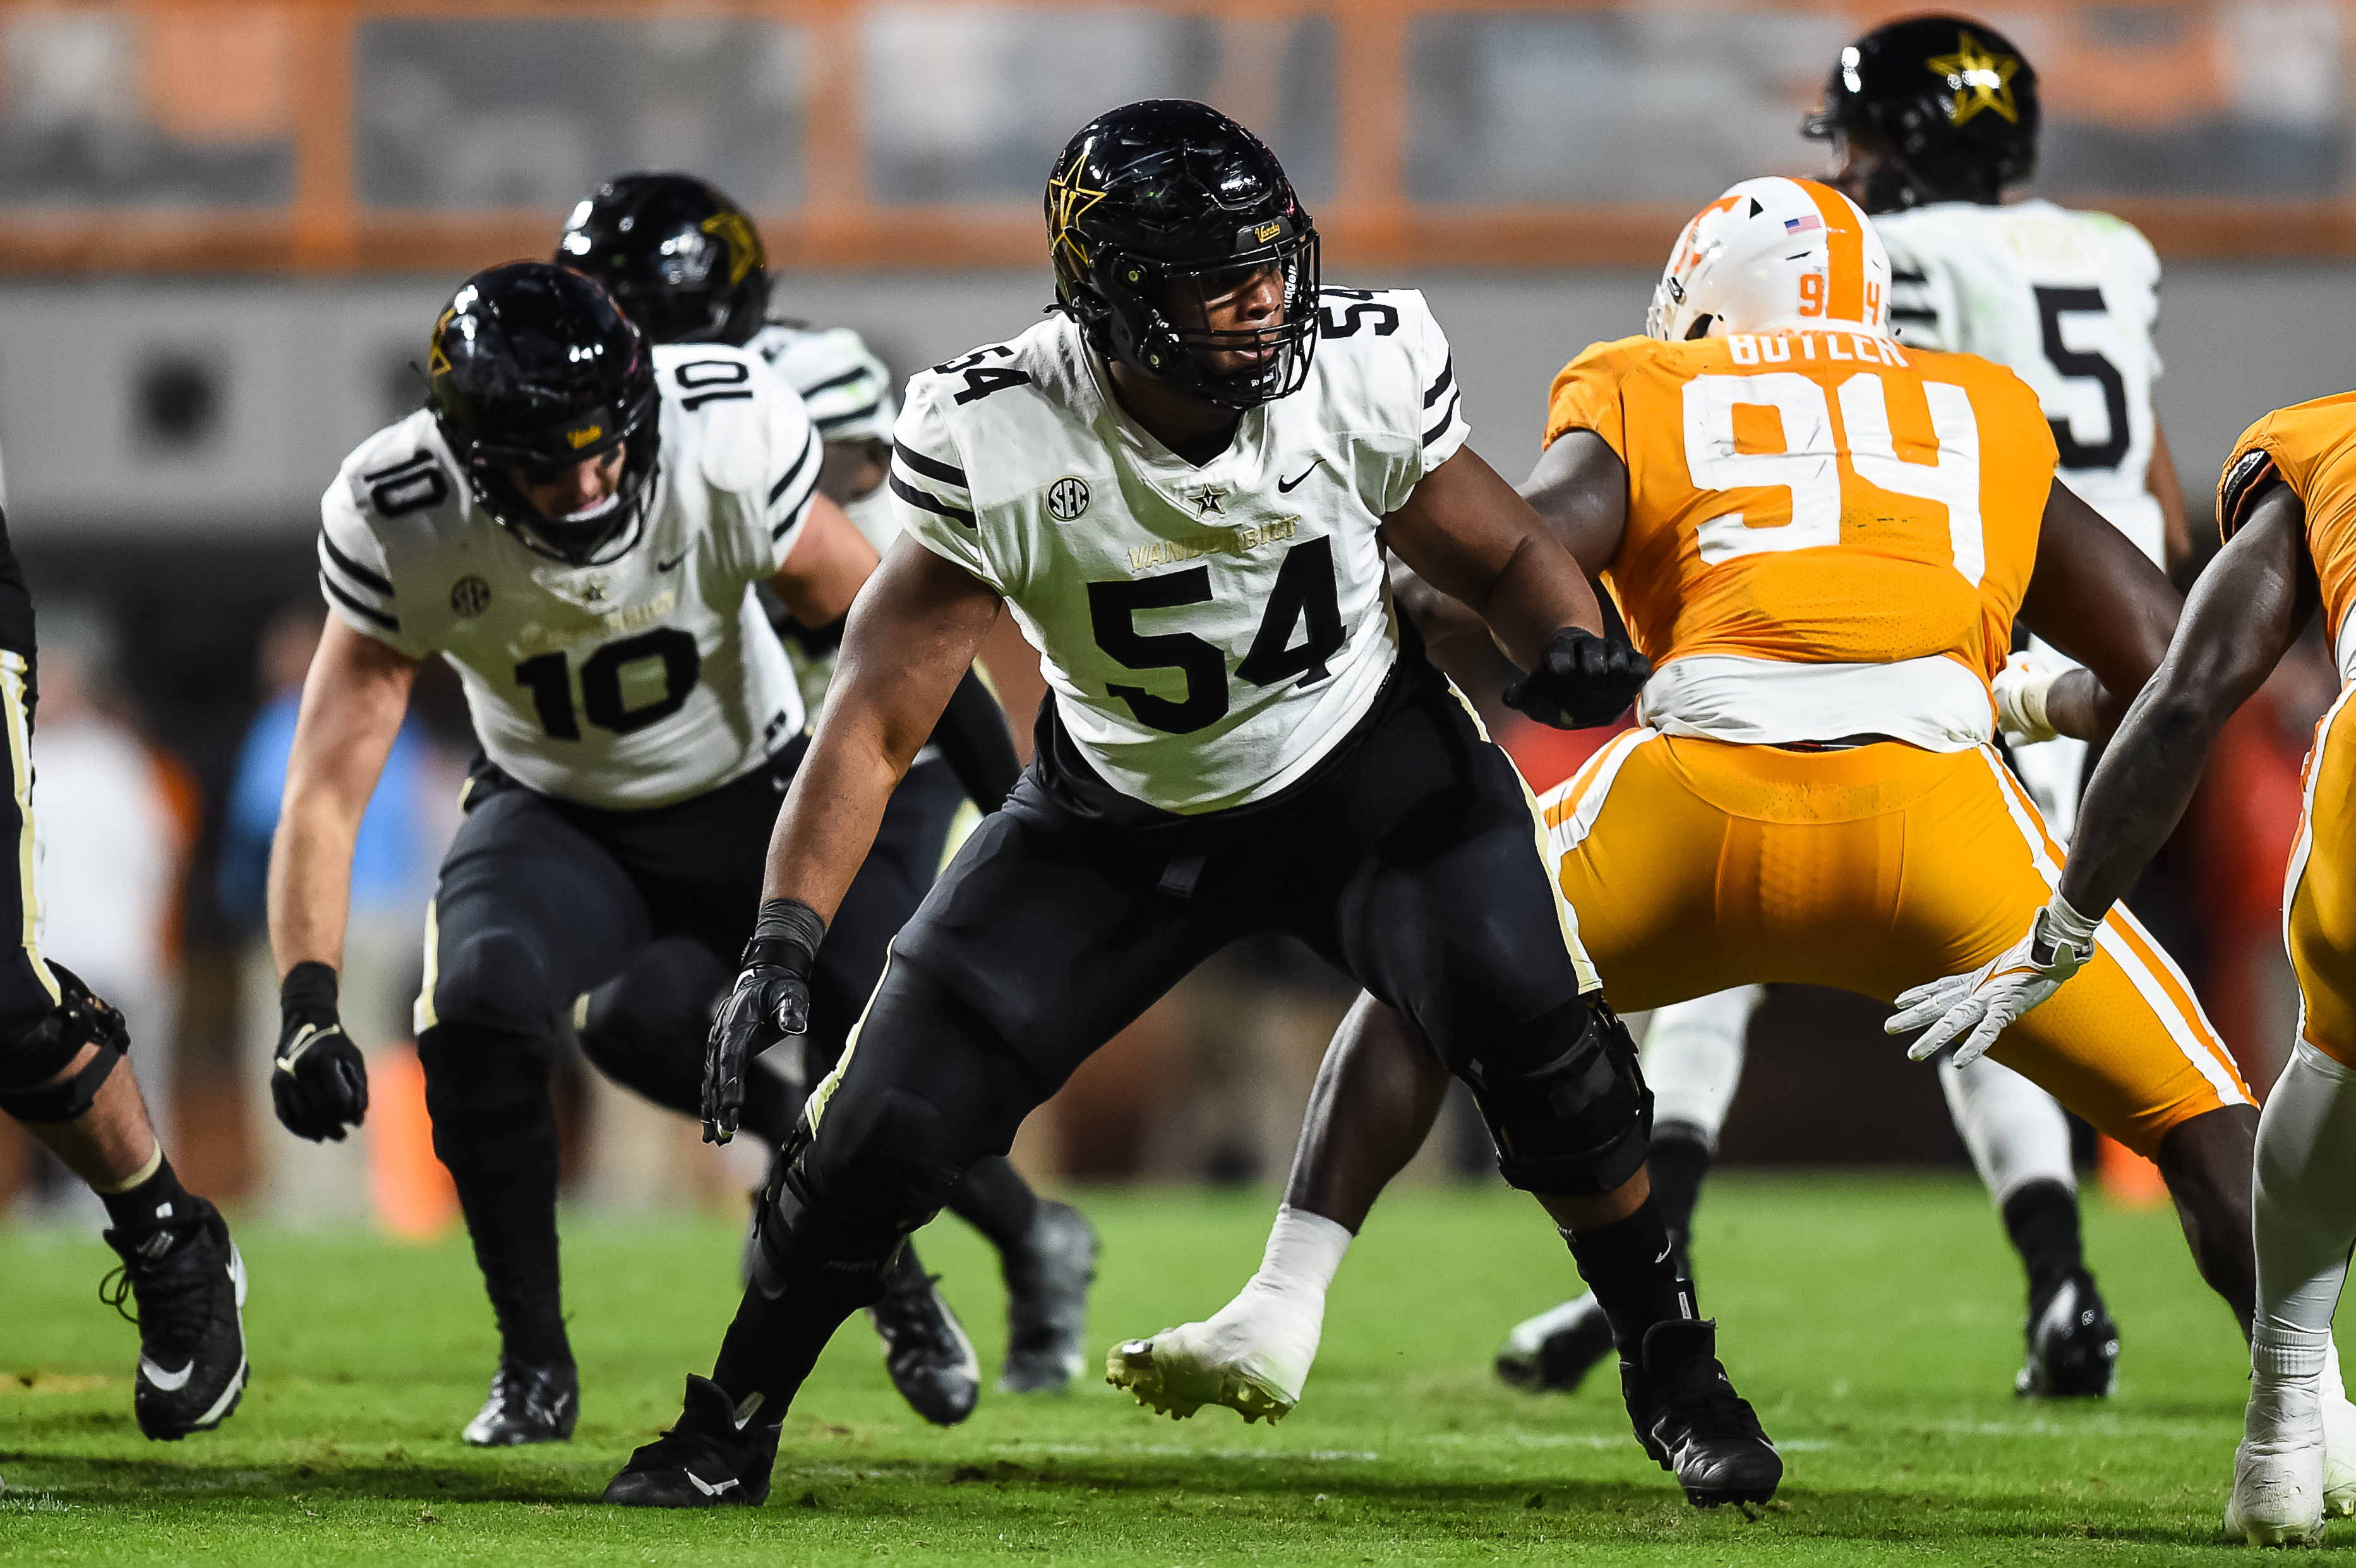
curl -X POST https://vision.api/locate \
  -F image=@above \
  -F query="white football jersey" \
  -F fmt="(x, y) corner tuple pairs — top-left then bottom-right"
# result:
(319, 343), (823, 810)
(888, 290), (1469, 817)
(1877, 200), (2165, 558)
(1879, 200), (2165, 841)
(747, 322), (897, 451)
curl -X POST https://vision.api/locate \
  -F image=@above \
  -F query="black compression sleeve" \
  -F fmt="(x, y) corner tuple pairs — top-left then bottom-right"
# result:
(928, 666), (1021, 813)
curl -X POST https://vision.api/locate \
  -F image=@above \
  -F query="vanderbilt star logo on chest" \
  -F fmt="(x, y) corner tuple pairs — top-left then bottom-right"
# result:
(1186, 484), (1227, 517)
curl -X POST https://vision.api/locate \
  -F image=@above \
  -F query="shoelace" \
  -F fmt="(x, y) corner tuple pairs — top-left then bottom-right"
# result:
(97, 1227), (211, 1351)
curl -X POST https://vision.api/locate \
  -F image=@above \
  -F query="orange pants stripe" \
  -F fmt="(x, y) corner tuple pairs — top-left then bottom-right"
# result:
(1541, 731), (2251, 1156)
(2287, 685), (2356, 1066)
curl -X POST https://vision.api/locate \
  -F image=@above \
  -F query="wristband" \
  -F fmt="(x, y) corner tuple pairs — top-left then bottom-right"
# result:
(741, 897), (827, 975)
(2034, 894), (2101, 966)
(279, 960), (340, 1021)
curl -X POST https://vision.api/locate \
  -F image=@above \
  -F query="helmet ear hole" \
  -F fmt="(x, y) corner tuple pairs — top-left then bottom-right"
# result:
(1683, 314), (1716, 342)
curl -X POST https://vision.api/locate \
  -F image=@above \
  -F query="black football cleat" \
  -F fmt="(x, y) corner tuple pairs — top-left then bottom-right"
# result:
(1000, 1200), (1099, 1392)
(1495, 1292), (1617, 1393)
(1621, 1319), (1782, 1507)
(868, 1252), (980, 1425)
(603, 1375), (779, 1508)
(100, 1195), (249, 1441)
(463, 1358), (580, 1446)
(2016, 1270), (2119, 1398)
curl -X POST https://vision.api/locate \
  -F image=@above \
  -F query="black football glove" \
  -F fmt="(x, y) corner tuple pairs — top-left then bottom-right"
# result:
(272, 960), (369, 1142)
(1502, 626), (1653, 730)
(704, 898), (826, 1144)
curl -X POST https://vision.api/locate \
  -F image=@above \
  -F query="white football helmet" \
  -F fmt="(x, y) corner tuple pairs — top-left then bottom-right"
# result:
(1646, 176), (1892, 343)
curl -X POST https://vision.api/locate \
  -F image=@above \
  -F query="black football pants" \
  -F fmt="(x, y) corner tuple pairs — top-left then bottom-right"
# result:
(715, 663), (1594, 1410)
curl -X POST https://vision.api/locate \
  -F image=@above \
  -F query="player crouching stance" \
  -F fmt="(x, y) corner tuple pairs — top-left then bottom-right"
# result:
(1121, 176), (2283, 1492)
(604, 100), (1779, 1511)
(0, 520), (246, 1439)
(1903, 396), (2356, 1543)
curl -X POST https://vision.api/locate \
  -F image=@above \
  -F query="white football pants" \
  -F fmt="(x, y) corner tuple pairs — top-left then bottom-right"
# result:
(1638, 984), (2078, 1202)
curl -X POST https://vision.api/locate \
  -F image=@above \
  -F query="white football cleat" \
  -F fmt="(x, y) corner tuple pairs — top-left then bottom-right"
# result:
(2225, 1374), (2328, 1547)
(1105, 1290), (1319, 1424)
(2321, 1341), (2356, 1517)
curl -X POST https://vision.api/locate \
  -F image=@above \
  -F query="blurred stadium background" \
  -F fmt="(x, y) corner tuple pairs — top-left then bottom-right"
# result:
(0, 0), (2343, 1230)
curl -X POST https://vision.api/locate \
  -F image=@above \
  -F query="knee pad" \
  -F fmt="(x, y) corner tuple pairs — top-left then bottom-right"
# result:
(430, 928), (553, 1039)
(747, 1125), (923, 1305)
(800, 1084), (961, 1224)
(1466, 996), (1653, 1196)
(0, 964), (130, 1124)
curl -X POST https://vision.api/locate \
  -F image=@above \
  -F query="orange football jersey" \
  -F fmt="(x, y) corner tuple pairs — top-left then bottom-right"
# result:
(1544, 331), (2059, 683)
(2218, 392), (2356, 654)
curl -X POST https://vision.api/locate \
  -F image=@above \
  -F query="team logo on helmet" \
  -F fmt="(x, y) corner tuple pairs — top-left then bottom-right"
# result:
(566, 424), (604, 449)
(1925, 30), (2022, 126)
(1048, 150), (1110, 270)
(698, 211), (763, 286)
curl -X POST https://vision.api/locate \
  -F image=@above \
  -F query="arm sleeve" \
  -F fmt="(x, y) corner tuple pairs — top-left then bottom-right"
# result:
(1542, 338), (1637, 458)
(884, 382), (1000, 592)
(757, 377), (826, 575)
(927, 665), (1022, 811)
(2219, 412), (2291, 542)
(318, 481), (432, 659)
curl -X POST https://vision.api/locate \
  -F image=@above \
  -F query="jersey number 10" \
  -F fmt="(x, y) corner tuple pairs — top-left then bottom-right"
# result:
(1682, 369), (1985, 587)
(514, 628), (702, 740)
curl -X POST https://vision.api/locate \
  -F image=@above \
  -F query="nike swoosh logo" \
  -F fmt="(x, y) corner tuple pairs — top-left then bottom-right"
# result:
(687, 1473), (740, 1497)
(1654, 1245), (1672, 1265)
(141, 1356), (194, 1391)
(657, 551), (688, 572)
(1277, 458), (1324, 494)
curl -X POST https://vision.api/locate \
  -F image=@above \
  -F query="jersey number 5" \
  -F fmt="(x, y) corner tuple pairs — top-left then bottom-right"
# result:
(514, 628), (701, 740)
(2033, 287), (2131, 472)
(1682, 370), (1985, 587)
(1086, 539), (1345, 734)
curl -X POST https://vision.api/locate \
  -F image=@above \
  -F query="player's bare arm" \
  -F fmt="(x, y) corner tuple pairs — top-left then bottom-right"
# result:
(1520, 427), (1630, 575)
(2058, 484), (2316, 919)
(268, 616), (419, 976)
(702, 537), (1002, 1142)
(765, 537), (1003, 919)
(263, 614), (418, 1140)
(1376, 446), (1606, 662)
(2013, 479), (2183, 741)
(767, 491), (880, 626)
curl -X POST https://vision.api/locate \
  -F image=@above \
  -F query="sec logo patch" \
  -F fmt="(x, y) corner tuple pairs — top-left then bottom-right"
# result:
(450, 576), (492, 618)
(1047, 476), (1090, 522)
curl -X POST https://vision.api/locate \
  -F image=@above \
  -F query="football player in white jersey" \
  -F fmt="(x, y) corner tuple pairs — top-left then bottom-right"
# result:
(555, 174), (1098, 1419)
(1497, 14), (2177, 1404)
(269, 262), (1021, 1445)
(604, 100), (1781, 1511)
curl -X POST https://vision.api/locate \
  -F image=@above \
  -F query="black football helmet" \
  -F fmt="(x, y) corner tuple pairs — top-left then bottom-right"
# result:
(1048, 100), (1320, 410)
(426, 261), (659, 566)
(1803, 15), (2040, 212)
(556, 172), (770, 347)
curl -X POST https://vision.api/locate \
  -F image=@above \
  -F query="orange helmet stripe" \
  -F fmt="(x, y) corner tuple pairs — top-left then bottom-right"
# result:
(1796, 178), (1867, 324)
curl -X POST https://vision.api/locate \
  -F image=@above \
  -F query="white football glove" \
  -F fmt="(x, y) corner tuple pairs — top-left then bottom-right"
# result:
(1993, 651), (2064, 746)
(1885, 896), (2101, 1067)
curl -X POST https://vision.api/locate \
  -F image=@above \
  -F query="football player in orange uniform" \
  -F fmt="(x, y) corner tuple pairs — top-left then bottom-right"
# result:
(1902, 393), (2356, 1543)
(1109, 176), (2275, 1471)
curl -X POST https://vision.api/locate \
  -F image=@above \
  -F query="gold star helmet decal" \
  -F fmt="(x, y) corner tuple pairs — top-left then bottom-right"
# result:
(1925, 30), (2022, 126)
(1049, 149), (1109, 268)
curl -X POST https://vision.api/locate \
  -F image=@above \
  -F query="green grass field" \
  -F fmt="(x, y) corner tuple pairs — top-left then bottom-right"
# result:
(0, 1173), (2314, 1564)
